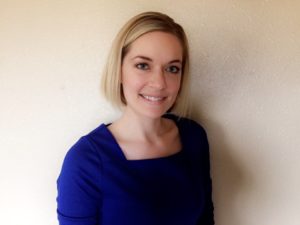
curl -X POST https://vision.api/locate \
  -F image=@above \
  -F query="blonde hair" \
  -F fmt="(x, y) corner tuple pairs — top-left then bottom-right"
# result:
(101, 11), (190, 117)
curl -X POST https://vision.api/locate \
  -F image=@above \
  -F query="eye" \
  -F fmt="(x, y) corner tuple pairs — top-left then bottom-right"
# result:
(166, 65), (181, 74)
(135, 63), (149, 70)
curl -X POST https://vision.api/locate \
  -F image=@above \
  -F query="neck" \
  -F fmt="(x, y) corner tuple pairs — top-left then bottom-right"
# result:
(113, 108), (168, 142)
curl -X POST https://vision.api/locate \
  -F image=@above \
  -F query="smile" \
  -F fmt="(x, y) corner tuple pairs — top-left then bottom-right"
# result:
(140, 94), (166, 102)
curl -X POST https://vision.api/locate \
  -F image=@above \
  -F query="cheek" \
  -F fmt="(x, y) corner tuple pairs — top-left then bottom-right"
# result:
(122, 72), (146, 91)
(122, 77), (142, 91)
(122, 75), (144, 97)
(170, 77), (182, 93)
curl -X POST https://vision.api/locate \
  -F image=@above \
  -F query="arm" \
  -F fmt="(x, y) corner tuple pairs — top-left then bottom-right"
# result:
(197, 130), (214, 225)
(56, 137), (102, 225)
(196, 174), (214, 225)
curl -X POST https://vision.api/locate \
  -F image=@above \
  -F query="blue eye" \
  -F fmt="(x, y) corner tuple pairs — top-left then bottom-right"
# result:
(136, 63), (149, 70)
(166, 65), (181, 74)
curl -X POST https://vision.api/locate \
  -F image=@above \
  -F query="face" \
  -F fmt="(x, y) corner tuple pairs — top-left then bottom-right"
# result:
(121, 31), (183, 119)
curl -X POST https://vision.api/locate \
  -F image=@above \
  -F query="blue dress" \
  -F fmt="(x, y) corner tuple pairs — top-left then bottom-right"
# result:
(56, 114), (214, 225)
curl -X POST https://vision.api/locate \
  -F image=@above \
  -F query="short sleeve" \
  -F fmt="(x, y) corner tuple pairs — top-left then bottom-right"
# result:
(56, 136), (102, 225)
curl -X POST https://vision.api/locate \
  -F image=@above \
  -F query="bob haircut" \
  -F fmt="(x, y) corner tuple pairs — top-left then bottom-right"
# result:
(101, 11), (190, 117)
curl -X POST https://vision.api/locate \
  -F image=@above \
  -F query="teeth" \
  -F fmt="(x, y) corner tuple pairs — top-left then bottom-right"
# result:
(142, 95), (164, 102)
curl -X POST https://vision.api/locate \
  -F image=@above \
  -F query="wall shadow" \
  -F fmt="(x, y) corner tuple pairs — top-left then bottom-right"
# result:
(191, 106), (251, 225)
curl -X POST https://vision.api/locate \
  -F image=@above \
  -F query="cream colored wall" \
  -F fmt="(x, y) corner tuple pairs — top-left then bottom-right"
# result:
(1, 0), (299, 225)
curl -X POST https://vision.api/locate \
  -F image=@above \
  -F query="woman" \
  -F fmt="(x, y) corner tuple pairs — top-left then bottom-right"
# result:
(57, 11), (214, 225)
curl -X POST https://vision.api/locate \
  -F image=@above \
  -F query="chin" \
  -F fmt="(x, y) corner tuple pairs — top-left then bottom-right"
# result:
(141, 110), (166, 119)
(131, 106), (168, 120)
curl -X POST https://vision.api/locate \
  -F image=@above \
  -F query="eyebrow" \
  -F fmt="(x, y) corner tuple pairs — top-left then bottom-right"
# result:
(132, 56), (182, 64)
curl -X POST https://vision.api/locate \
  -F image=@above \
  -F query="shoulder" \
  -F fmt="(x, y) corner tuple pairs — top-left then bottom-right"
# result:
(164, 113), (208, 140)
(59, 124), (109, 177)
(60, 122), (122, 174)
(63, 136), (100, 166)
(59, 137), (102, 184)
(164, 114), (209, 158)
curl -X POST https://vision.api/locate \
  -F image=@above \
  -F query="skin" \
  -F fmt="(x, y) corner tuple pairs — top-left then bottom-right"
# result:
(108, 31), (183, 160)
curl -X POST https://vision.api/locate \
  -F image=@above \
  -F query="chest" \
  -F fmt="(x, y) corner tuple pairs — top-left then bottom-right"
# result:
(100, 155), (205, 225)
(119, 131), (182, 160)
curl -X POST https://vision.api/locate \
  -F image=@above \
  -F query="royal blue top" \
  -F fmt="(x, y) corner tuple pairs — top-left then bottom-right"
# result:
(56, 114), (214, 225)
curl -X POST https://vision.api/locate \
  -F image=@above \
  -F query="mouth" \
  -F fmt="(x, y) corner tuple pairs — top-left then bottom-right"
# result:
(139, 94), (167, 102)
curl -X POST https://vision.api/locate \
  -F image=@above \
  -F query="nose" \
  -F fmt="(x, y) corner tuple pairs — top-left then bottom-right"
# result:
(149, 68), (166, 90)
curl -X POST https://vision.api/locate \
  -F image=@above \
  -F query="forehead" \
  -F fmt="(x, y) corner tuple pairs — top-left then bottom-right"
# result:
(125, 31), (183, 61)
